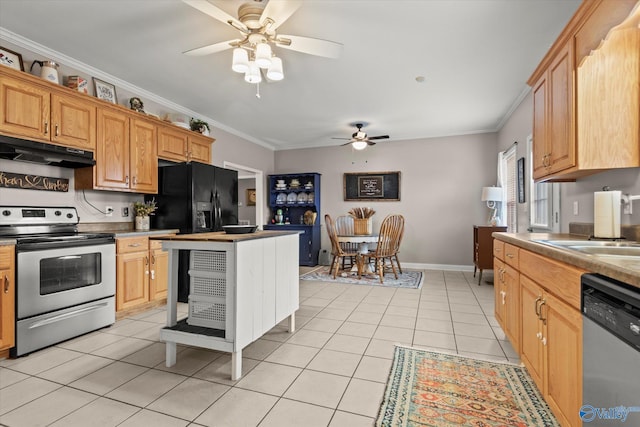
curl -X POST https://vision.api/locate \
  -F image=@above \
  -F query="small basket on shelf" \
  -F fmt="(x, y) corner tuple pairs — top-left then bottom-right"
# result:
(349, 207), (375, 235)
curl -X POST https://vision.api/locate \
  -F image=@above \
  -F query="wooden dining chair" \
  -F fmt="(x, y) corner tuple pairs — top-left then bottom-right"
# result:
(335, 215), (358, 268)
(325, 214), (360, 278)
(366, 214), (405, 283)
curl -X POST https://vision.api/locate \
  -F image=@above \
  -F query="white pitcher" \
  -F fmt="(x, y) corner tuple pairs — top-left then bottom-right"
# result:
(30, 60), (60, 84)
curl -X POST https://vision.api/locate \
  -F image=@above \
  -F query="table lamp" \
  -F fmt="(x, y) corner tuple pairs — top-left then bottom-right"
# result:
(481, 186), (503, 226)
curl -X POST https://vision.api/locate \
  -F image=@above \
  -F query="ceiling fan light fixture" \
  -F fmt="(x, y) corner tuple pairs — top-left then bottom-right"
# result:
(244, 61), (262, 84)
(352, 140), (368, 150)
(255, 43), (272, 68)
(266, 56), (284, 81)
(231, 48), (249, 73)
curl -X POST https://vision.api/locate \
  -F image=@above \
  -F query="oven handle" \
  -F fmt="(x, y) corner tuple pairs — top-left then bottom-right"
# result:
(27, 301), (111, 329)
(17, 237), (115, 252)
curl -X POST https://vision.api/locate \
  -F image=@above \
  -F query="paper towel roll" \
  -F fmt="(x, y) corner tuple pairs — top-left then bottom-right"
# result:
(594, 191), (621, 238)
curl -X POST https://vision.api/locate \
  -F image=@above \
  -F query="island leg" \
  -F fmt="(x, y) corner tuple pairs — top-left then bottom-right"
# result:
(288, 313), (296, 333)
(231, 350), (242, 381)
(166, 342), (177, 367)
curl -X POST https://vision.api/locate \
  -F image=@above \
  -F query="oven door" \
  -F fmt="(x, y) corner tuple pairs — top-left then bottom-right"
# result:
(16, 243), (115, 319)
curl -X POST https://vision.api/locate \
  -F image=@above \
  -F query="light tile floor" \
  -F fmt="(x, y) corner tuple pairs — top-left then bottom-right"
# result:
(0, 269), (517, 427)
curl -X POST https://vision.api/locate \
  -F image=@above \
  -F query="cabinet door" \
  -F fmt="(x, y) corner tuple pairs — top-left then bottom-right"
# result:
(547, 42), (576, 175)
(503, 264), (520, 354)
(0, 76), (50, 141)
(116, 251), (149, 311)
(50, 92), (96, 150)
(543, 292), (582, 427)
(520, 275), (544, 389)
(130, 118), (158, 193)
(95, 108), (130, 190)
(157, 125), (188, 162)
(0, 246), (15, 351)
(189, 134), (213, 163)
(150, 247), (168, 301)
(493, 257), (505, 327)
(532, 73), (548, 180)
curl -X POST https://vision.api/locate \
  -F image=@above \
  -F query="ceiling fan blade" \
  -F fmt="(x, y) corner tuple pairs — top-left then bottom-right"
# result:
(331, 137), (350, 140)
(261, 0), (302, 29)
(182, 0), (247, 31)
(367, 135), (389, 140)
(276, 34), (343, 59)
(367, 141), (377, 146)
(340, 141), (356, 146)
(183, 39), (238, 56)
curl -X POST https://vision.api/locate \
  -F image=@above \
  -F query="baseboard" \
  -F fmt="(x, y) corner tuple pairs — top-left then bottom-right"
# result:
(116, 298), (167, 320)
(402, 262), (475, 272)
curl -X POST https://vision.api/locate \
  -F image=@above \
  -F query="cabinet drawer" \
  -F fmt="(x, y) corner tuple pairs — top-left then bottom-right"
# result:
(117, 236), (149, 254)
(504, 243), (519, 268)
(493, 240), (505, 260)
(519, 249), (585, 310)
(0, 246), (14, 269)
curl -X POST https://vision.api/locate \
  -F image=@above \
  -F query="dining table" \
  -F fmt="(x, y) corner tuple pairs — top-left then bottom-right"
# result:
(336, 233), (379, 275)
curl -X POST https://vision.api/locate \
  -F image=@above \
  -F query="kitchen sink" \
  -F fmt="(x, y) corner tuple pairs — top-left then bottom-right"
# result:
(534, 239), (640, 257)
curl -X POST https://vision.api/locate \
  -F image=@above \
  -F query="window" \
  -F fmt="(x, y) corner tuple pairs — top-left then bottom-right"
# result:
(502, 147), (517, 232)
(527, 135), (560, 232)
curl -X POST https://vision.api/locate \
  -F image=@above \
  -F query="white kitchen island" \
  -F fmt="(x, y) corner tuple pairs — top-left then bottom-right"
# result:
(153, 230), (300, 380)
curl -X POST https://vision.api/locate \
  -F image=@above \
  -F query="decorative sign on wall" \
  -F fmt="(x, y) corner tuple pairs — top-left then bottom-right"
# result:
(344, 171), (401, 201)
(0, 171), (69, 192)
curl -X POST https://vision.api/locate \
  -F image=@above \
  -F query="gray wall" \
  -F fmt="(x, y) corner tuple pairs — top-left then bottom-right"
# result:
(238, 177), (256, 224)
(275, 133), (499, 267)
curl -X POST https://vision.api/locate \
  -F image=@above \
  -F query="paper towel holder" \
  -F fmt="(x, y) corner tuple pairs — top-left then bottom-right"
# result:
(621, 194), (640, 215)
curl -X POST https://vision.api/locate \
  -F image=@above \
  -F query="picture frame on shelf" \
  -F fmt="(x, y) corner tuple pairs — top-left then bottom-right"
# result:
(246, 189), (256, 206)
(93, 77), (117, 104)
(0, 46), (24, 71)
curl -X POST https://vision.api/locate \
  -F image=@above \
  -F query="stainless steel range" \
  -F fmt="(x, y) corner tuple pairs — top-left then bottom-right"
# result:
(0, 206), (116, 357)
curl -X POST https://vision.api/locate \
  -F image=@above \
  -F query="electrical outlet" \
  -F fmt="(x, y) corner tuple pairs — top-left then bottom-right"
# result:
(573, 201), (579, 215)
(105, 206), (113, 217)
(122, 207), (129, 217)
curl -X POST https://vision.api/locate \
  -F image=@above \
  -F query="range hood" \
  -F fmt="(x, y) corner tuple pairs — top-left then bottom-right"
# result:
(0, 135), (95, 168)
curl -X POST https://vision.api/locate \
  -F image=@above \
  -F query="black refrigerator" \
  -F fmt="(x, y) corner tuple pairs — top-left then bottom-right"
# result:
(147, 162), (238, 301)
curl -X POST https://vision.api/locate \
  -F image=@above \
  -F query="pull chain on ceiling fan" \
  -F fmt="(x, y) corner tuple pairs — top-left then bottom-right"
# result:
(332, 123), (390, 150)
(182, 0), (343, 86)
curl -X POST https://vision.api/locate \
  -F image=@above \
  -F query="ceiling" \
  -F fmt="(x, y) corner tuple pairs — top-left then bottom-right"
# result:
(0, 0), (581, 151)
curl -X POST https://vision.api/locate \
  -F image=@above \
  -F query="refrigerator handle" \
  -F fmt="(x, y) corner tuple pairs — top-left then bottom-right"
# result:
(209, 191), (215, 231)
(215, 191), (222, 229)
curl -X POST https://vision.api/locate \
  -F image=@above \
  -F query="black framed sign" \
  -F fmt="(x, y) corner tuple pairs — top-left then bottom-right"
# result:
(344, 171), (400, 201)
(517, 157), (525, 203)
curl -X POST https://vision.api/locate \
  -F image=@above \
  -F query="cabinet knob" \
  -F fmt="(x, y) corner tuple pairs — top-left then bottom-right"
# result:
(541, 337), (547, 346)
(44, 121), (49, 135)
(536, 332), (542, 339)
(3, 274), (8, 293)
(55, 124), (59, 137)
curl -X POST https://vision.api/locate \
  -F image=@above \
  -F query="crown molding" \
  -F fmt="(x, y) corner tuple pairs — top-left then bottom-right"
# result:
(0, 27), (274, 151)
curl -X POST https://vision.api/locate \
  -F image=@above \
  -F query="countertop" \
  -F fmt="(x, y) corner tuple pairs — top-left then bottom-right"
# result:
(493, 232), (640, 288)
(0, 239), (16, 246)
(153, 230), (301, 243)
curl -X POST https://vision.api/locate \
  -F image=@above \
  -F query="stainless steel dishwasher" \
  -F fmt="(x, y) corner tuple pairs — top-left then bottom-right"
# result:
(581, 274), (640, 426)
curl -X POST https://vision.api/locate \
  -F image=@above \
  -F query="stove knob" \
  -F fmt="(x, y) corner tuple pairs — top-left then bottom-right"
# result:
(54, 210), (62, 216)
(2, 210), (10, 216)
(66, 213), (74, 219)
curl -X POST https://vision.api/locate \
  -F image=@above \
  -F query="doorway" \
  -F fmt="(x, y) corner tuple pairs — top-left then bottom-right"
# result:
(223, 161), (264, 229)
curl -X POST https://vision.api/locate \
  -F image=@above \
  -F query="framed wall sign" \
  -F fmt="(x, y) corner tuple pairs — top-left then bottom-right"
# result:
(517, 157), (525, 203)
(93, 77), (117, 104)
(0, 46), (24, 71)
(344, 171), (400, 201)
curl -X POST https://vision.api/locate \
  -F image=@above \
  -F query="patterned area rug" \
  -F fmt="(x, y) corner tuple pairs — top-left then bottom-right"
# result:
(300, 268), (423, 289)
(377, 346), (559, 427)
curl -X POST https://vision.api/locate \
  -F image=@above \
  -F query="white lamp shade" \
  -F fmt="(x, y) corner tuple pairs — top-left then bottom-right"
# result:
(231, 48), (249, 73)
(352, 140), (368, 150)
(255, 43), (272, 69)
(481, 186), (503, 202)
(244, 61), (262, 84)
(266, 57), (284, 81)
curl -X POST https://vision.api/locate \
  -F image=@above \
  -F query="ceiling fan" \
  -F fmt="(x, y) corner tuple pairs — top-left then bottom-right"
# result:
(181, 0), (343, 83)
(332, 123), (390, 150)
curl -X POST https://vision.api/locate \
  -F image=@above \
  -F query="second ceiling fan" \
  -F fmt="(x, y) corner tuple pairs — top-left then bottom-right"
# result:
(333, 123), (390, 150)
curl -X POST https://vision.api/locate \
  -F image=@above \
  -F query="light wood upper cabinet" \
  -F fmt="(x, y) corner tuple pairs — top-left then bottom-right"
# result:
(0, 71), (96, 151)
(0, 246), (15, 353)
(158, 124), (213, 164)
(528, 0), (639, 182)
(76, 109), (158, 193)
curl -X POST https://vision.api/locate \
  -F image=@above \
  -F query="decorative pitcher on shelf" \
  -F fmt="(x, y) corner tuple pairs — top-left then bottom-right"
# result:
(30, 60), (60, 84)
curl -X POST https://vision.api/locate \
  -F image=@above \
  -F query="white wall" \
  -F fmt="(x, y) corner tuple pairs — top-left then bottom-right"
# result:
(275, 133), (499, 267)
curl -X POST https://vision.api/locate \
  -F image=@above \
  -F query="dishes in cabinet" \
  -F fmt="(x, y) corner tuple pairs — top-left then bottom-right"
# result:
(304, 181), (313, 190)
(297, 192), (308, 204)
(289, 179), (301, 189)
(287, 192), (297, 203)
(275, 183), (287, 190)
(307, 192), (314, 204)
(276, 193), (287, 204)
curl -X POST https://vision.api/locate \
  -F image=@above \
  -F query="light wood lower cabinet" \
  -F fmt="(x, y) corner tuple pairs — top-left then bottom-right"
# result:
(116, 236), (170, 313)
(495, 242), (584, 427)
(0, 246), (15, 354)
